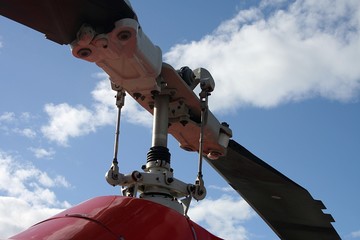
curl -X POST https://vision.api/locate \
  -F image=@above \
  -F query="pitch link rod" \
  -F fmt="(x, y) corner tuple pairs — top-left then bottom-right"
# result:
(106, 88), (126, 186)
(192, 89), (209, 201)
(113, 89), (126, 163)
(192, 68), (215, 201)
(197, 90), (209, 179)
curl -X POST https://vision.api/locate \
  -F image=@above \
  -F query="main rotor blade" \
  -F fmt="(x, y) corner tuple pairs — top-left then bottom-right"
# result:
(206, 139), (340, 240)
(0, 0), (136, 45)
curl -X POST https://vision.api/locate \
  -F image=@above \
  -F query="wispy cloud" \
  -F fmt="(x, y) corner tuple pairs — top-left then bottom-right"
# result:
(351, 230), (360, 238)
(0, 112), (15, 122)
(0, 150), (70, 238)
(189, 195), (255, 240)
(41, 76), (152, 146)
(90, 77), (152, 127)
(164, 0), (360, 112)
(13, 128), (37, 138)
(208, 185), (235, 193)
(28, 147), (55, 159)
(0, 112), (38, 137)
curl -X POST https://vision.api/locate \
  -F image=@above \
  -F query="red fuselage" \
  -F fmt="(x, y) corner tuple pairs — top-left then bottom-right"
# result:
(9, 196), (222, 240)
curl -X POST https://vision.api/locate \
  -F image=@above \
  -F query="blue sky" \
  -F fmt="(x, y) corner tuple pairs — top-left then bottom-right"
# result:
(0, 0), (359, 239)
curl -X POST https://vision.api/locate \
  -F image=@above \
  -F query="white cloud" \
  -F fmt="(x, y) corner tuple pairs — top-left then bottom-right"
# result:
(53, 175), (72, 188)
(189, 195), (255, 240)
(208, 185), (235, 193)
(0, 112), (35, 123)
(90, 77), (152, 127)
(14, 128), (37, 138)
(28, 147), (55, 159)
(123, 97), (153, 127)
(0, 197), (64, 238)
(0, 151), (70, 206)
(41, 103), (95, 146)
(20, 112), (34, 121)
(41, 77), (152, 146)
(0, 112), (15, 122)
(164, 0), (360, 111)
(352, 230), (360, 238)
(0, 112), (38, 138)
(0, 150), (70, 238)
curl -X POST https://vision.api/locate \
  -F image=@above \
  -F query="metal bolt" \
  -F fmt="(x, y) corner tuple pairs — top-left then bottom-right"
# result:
(221, 122), (230, 127)
(207, 151), (222, 160)
(77, 48), (92, 58)
(131, 171), (142, 181)
(180, 120), (188, 126)
(117, 30), (132, 41)
(133, 92), (141, 100)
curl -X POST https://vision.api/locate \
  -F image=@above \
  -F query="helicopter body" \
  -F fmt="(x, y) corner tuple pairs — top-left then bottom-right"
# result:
(10, 196), (220, 240)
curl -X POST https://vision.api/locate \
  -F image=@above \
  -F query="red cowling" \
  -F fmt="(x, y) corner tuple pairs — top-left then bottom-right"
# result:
(9, 196), (222, 240)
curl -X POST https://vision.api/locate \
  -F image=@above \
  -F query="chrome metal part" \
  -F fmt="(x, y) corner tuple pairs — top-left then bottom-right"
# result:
(152, 93), (170, 148)
(194, 67), (215, 93)
(71, 16), (232, 214)
(192, 177), (207, 201)
(113, 89), (126, 160)
(105, 89), (126, 187)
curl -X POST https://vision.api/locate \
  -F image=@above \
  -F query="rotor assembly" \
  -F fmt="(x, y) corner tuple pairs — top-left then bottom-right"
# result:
(69, 4), (232, 214)
(103, 63), (231, 214)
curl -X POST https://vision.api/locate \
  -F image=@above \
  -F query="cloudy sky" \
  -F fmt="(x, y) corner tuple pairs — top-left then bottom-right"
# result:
(1, 0), (360, 239)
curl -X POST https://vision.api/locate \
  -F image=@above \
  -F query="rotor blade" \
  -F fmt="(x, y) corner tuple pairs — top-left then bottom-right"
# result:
(206, 139), (340, 240)
(0, 0), (136, 45)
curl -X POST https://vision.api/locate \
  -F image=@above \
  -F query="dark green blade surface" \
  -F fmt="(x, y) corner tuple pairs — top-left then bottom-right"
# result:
(206, 139), (340, 240)
(0, 0), (136, 44)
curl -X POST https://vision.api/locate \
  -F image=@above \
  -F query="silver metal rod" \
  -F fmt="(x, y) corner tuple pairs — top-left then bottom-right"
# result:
(152, 94), (169, 147)
(197, 92), (209, 178)
(197, 103), (207, 177)
(113, 90), (125, 162)
(113, 106), (122, 162)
